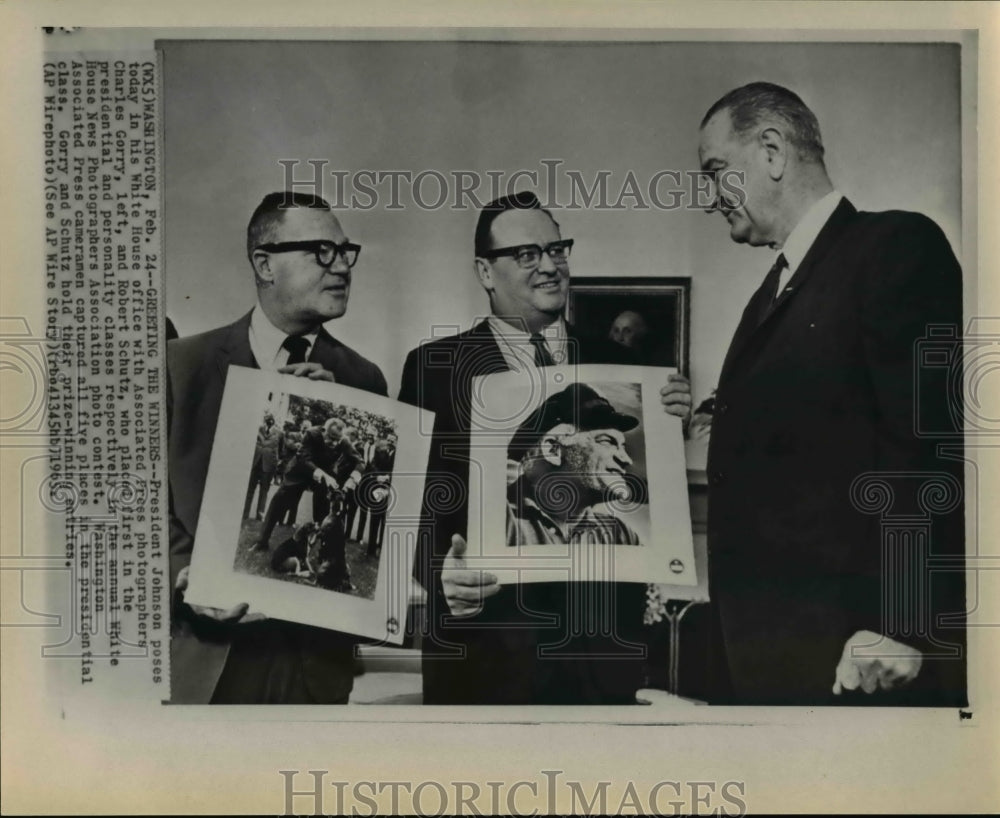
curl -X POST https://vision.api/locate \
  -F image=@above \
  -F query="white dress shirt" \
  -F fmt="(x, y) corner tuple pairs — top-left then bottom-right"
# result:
(776, 190), (843, 294)
(247, 304), (320, 372)
(487, 314), (568, 371)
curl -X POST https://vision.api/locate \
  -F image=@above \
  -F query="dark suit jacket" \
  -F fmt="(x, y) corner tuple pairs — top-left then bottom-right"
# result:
(399, 319), (648, 704)
(252, 423), (282, 474)
(707, 199), (966, 705)
(282, 429), (362, 489)
(167, 310), (387, 703)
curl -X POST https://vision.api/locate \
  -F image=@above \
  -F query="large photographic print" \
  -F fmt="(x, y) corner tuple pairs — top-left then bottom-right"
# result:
(234, 394), (399, 601)
(184, 367), (431, 643)
(466, 364), (695, 586)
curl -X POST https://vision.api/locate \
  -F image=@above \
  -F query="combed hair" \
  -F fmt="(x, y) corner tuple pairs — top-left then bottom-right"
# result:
(246, 191), (332, 263)
(474, 190), (559, 257)
(702, 82), (825, 164)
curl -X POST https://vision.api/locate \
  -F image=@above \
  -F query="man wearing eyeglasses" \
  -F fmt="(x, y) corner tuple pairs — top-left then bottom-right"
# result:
(399, 191), (691, 704)
(167, 191), (386, 704)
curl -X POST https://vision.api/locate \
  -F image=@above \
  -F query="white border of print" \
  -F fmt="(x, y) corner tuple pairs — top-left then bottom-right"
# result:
(466, 364), (695, 587)
(184, 366), (433, 644)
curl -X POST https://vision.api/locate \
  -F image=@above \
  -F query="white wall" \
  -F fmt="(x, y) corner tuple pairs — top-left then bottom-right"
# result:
(162, 40), (962, 401)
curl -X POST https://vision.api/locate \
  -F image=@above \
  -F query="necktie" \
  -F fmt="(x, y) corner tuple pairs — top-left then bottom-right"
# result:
(529, 333), (555, 367)
(282, 335), (310, 365)
(758, 253), (788, 324)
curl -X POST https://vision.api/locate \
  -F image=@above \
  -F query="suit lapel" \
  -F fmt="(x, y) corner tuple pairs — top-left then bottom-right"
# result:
(466, 319), (510, 376)
(720, 198), (857, 385)
(312, 325), (344, 373)
(214, 310), (257, 379)
(759, 198), (857, 328)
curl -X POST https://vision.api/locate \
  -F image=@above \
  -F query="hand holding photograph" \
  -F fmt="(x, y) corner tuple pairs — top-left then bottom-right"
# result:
(466, 364), (695, 586)
(183, 366), (432, 643)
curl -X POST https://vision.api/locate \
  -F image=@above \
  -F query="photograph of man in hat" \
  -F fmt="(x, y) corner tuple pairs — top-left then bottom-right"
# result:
(506, 383), (643, 547)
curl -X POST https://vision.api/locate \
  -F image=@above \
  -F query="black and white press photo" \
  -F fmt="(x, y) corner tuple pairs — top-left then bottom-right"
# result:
(10, 6), (997, 815)
(156, 37), (969, 709)
(183, 367), (431, 644)
(233, 393), (399, 601)
(467, 364), (694, 585)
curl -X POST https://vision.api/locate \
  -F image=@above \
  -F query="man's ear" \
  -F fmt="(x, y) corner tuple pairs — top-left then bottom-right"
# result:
(539, 435), (562, 467)
(252, 249), (275, 284)
(474, 257), (494, 292)
(758, 126), (788, 181)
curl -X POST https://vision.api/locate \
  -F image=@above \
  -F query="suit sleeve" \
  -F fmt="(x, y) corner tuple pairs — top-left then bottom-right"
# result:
(166, 342), (191, 594)
(368, 362), (388, 397)
(398, 347), (421, 407)
(851, 214), (964, 654)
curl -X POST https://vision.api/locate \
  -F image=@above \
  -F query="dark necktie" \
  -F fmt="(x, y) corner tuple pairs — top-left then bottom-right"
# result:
(758, 253), (788, 324)
(529, 333), (555, 367)
(282, 335), (310, 365)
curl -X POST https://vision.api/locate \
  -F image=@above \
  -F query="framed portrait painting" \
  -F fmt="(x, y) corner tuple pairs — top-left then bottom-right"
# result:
(566, 277), (691, 375)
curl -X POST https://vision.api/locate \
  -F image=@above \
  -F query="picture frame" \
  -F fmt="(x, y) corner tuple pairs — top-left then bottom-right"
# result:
(566, 277), (691, 375)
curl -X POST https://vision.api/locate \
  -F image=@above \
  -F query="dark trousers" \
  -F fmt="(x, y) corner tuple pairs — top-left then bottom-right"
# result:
(365, 509), (387, 556)
(342, 487), (359, 537)
(259, 483), (307, 549)
(243, 463), (275, 519)
(210, 621), (355, 704)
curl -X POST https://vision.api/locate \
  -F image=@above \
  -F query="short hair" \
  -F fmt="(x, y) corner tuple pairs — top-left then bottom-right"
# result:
(324, 417), (344, 435)
(701, 82), (825, 164)
(246, 191), (332, 263)
(474, 191), (559, 257)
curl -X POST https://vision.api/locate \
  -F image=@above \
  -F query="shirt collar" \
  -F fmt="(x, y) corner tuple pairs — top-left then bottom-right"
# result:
(487, 314), (568, 368)
(779, 190), (843, 274)
(515, 491), (600, 534)
(248, 304), (319, 370)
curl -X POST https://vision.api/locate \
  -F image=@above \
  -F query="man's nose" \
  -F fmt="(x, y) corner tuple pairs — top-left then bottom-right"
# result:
(537, 251), (559, 274)
(326, 251), (351, 274)
(615, 449), (632, 467)
(705, 187), (721, 215)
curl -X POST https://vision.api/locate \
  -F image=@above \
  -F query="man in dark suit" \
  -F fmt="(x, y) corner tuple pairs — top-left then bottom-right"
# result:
(243, 411), (282, 520)
(256, 416), (363, 551)
(358, 436), (396, 558)
(168, 191), (387, 704)
(692, 82), (965, 704)
(399, 191), (690, 704)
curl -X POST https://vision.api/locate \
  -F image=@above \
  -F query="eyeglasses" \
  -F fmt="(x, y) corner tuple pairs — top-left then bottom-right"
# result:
(257, 240), (361, 269)
(483, 239), (574, 269)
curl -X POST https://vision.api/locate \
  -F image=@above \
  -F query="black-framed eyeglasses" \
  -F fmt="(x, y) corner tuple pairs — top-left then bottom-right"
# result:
(483, 239), (574, 269)
(257, 240), (361, 269)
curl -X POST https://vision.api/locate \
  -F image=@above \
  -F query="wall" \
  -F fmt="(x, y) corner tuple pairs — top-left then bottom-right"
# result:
(161, 40), (963, 401)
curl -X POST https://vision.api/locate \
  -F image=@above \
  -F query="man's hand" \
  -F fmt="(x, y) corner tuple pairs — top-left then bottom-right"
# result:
(660, 373), (692, 420)
(832, 630), (922, 695)
(313, 469), (339, 490)
(278, 361), (335, 382)
(442, 534), (500, 617)
(175, 566), (266, 624)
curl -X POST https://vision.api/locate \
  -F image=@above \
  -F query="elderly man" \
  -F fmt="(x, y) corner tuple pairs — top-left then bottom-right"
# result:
(608, 310), (650, 355)
(692, 82), (965, 704)
(167, 191), (386, 703)
(506, 383), (642, 547)
(399, 191), (690, 704)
